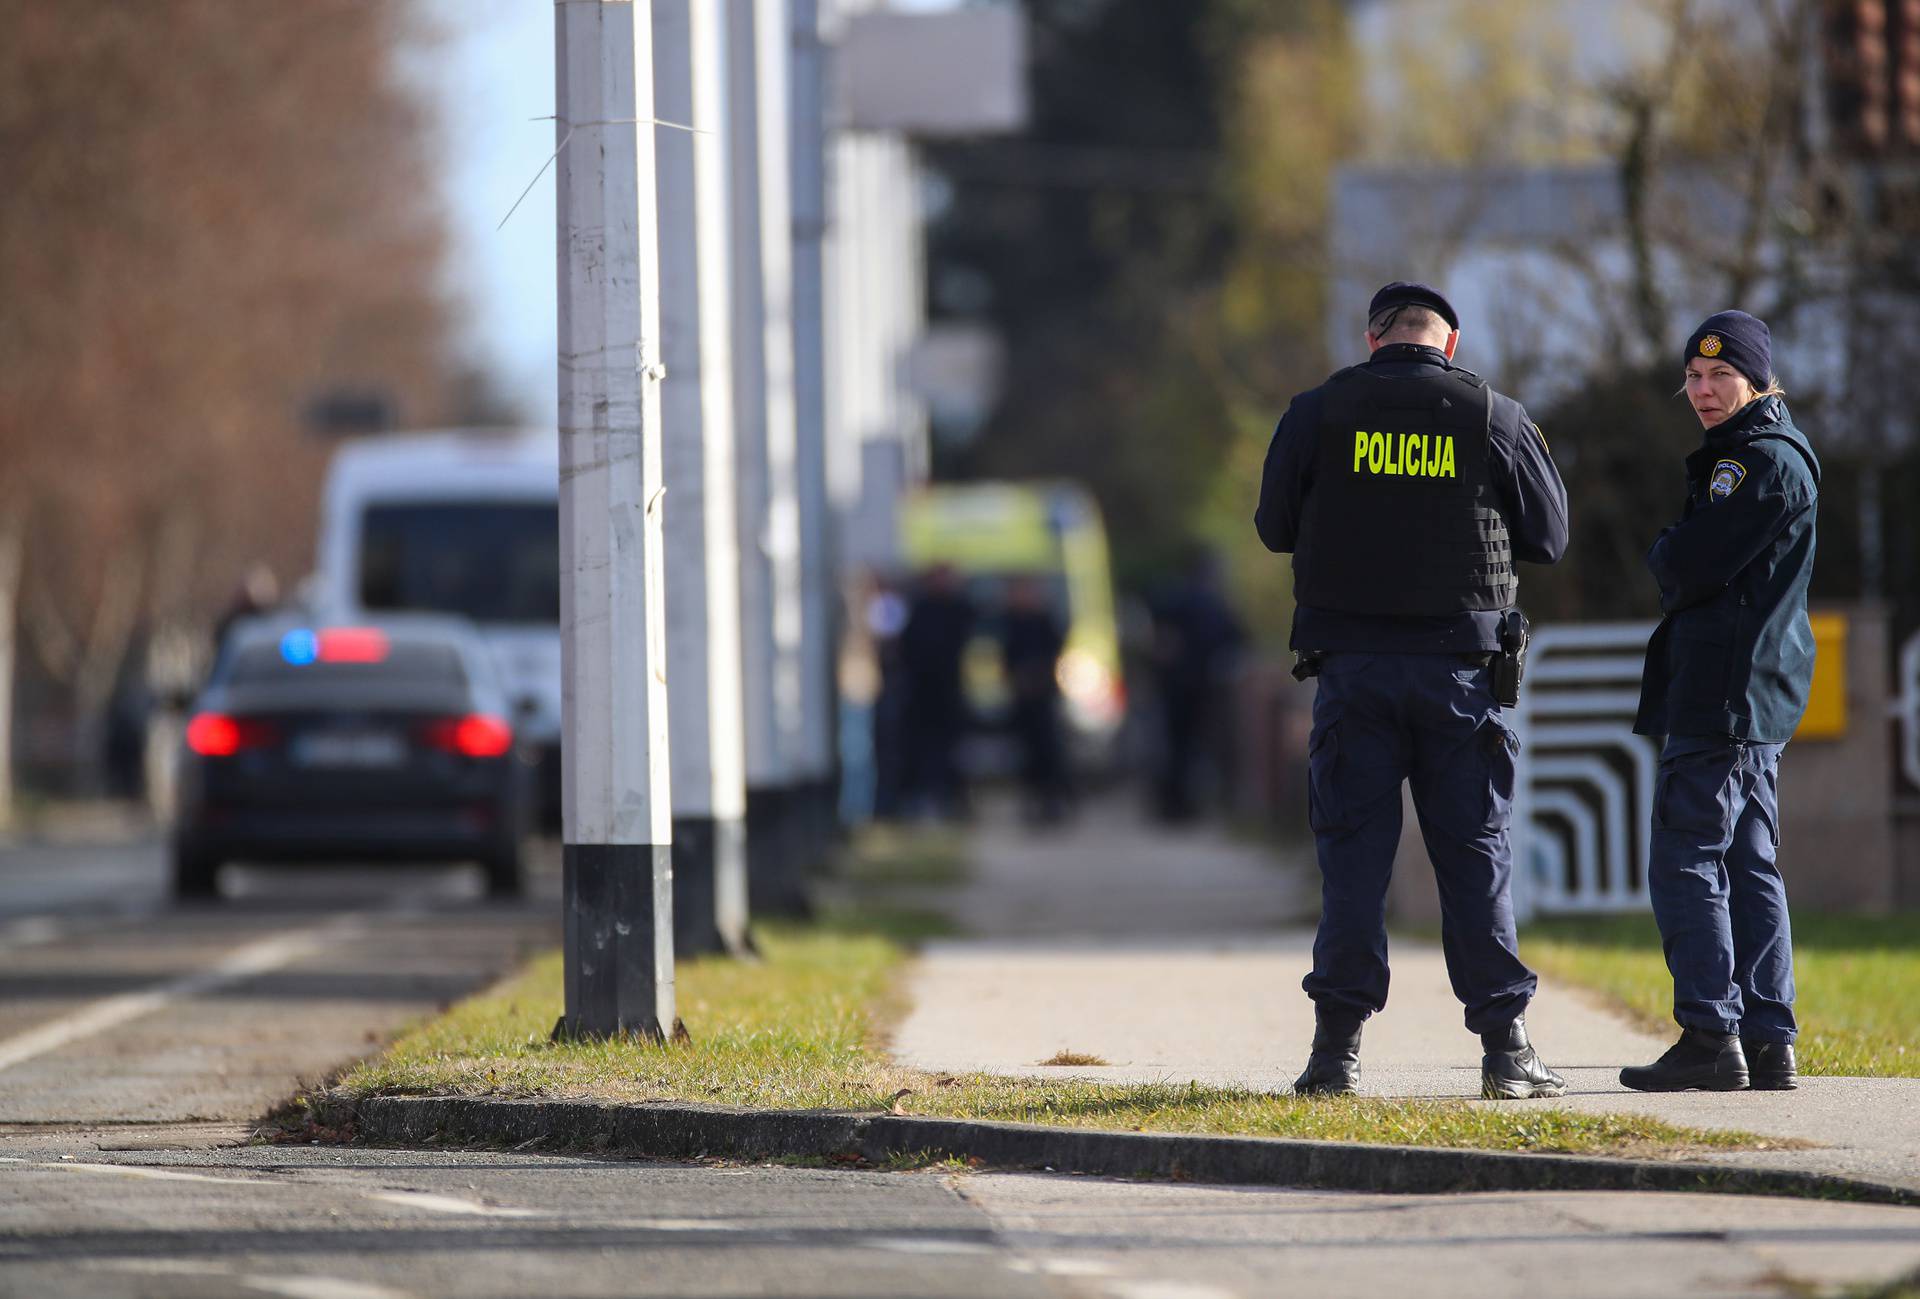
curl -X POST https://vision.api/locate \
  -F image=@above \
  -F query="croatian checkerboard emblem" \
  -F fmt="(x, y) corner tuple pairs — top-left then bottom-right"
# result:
(1709, 458), (1746, 499)
(1699, 334), (1724, 358)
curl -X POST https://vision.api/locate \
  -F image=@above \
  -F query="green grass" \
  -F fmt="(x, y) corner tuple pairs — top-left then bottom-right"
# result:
(1523, 913), (1920, 1078)
(338, 908), (1762, 1159)
(831, 824), (969, 889)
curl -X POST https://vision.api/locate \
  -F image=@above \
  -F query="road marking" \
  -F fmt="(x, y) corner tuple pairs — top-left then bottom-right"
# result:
(36, 1161), (277, 1188)
(1009, 1257), (1118, 1278)
(93, 1259), (236, 1277)
(364, 1189), (547, 1219)
(615, 1218), (744, 1232)
(0, 916), (64, 955)
(242, 1277), (419, 1299)
(1106, 1283), (1240, 1299)
(861, 1237), (998, 1256)
(0, 916), (367, 1075)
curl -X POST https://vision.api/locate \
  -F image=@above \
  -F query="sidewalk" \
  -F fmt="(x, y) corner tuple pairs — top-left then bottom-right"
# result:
(892, 800), (1920, 1193)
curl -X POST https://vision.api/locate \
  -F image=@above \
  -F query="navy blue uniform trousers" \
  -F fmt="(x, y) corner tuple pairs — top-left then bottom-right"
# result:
(1304, 653), (1537, 1034)
(1649, 736), (1796, 1042)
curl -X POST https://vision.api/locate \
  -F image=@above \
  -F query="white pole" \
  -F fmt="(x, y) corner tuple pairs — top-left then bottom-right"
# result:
(727, 0), (808, 911)
(655, 0), (751, 957)
(0, 515), (20, 832)
(789, 0), (837, 833)
(555, 0), (676, 1039)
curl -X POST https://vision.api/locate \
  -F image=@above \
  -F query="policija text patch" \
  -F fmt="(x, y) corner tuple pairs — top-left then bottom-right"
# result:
(1352, 430), (1456, 479)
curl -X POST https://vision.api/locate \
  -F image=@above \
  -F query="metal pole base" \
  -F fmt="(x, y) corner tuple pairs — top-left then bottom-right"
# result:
(672, 818), (724, 957)
(746, 785), (814, 918)
(549, 1015), (690, 1045)
(560, 842), (679, 1040)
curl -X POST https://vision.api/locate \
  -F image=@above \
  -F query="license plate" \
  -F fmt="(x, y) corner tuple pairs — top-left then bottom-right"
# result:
(291, 731), (405, 769)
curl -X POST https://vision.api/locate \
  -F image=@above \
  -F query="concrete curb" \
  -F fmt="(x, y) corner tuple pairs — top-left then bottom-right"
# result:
(326, 1095), (1920, 1207)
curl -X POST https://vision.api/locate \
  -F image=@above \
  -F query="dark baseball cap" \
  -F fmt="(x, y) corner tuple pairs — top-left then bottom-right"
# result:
(1367, 281), (1459, 332)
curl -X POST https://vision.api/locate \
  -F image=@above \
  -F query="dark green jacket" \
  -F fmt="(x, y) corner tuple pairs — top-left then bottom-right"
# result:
(1633, 397), (1820, 743)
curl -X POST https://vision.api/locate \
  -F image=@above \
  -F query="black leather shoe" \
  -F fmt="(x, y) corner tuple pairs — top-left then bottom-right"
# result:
(1293, 1008), (1364, 1096)
(1742, 1039), (1798, 1090)
(1620, 1028), (1749, 1092)
(1480, 1016), (1567, 1099)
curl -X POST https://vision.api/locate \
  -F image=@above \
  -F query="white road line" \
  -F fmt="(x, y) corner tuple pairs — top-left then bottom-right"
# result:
(861, 1237), (998, 1256)
(613, 1218), (745, 1232)
(1008, 1257), (1118, 1278)
(96, 1262), (418, 1299)
(35, 1161), (277, 1188)
(0, 915), (367, 1075)
(1106, 1283), (1241, 1299)
(0, 916), (65, 955)
(93, 1259), (236, 1278)
(242, 1277), (420, 1299)
(363, 1189), (548, 1219)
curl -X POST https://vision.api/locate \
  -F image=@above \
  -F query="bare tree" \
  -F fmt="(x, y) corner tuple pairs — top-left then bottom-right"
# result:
(0, 1), (459, 801)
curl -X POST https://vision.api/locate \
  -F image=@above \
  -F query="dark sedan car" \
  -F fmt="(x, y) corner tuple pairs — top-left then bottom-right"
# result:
(171, 615), (530, 900)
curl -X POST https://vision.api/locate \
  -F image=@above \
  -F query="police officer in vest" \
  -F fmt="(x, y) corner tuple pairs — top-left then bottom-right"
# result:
(1255, 282), (1570, 1098)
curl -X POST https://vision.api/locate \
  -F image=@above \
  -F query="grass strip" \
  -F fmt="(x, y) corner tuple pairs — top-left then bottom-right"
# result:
(831, 824), (969, 889)
(1524, 913), (1920, 1078)
(340, 908), (1762, 1159)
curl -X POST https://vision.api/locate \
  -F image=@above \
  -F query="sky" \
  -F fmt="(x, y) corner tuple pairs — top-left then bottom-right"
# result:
(415, 0), (961, 426)
(417, 0), (560, 422)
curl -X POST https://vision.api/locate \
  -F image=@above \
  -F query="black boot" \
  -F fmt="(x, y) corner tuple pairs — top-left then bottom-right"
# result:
(1742, 1038), (1798, 1091)
(1620, 1028), (1749, 1092)
(1293, 1007), (1364, 1096)
(1480, 1016), (1566, 1100)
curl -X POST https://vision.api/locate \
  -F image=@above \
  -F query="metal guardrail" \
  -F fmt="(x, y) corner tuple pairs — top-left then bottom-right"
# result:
(1511, 622), (1659, 917)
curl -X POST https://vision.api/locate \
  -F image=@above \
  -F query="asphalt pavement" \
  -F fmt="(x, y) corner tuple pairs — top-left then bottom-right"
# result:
(3, 1136), (1919, 1299)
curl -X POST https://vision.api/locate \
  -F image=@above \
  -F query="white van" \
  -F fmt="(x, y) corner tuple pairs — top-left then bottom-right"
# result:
(312, 428), (561, 816)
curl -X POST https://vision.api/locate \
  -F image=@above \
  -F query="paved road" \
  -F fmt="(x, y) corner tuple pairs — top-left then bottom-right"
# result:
(0, 840), (558, 1126)
(3, 829), (1918, 1298)
(2, 1134), (1918, 1299)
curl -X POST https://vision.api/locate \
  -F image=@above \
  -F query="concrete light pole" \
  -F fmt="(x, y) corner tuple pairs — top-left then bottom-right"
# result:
(554, 0), (677, 1039)
(727, 0), (809, 914)
(655, 0), (751, 957)
(789, 0), (840, 859)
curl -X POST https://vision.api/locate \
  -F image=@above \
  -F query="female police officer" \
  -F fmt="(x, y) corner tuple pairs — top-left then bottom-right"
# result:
(1621, 310), (1819, 1093)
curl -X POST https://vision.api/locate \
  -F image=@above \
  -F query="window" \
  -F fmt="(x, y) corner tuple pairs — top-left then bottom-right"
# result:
(359, 502), (559, 625)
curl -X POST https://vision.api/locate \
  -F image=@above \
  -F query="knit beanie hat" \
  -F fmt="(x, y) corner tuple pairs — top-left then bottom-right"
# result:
(1685, 310), (1771, 390)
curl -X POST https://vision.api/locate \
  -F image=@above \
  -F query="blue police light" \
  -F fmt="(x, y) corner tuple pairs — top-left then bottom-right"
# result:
(279, 629), (319, 666)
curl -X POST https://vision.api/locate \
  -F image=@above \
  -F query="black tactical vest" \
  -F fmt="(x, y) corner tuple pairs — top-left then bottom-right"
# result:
(1292, 364), (1517, 617)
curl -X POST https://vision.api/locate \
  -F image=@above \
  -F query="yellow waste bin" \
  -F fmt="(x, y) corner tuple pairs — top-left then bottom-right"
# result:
(1794, 612), (1848, 740)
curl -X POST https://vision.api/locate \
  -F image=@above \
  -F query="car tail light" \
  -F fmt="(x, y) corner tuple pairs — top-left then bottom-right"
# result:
(186, 713), (278, 757)
(419, 714), (514, 759)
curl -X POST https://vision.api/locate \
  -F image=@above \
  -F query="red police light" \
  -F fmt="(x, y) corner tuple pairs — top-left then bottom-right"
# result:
(317, 627), (390, 663)
(186, 713), (278, 757)
(419, 714), (514, 759)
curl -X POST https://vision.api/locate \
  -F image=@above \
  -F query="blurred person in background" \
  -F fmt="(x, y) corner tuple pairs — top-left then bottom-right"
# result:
(1255, 281), (1569, 1100)
(1149, 548), (1246, 823)
(1001, 574), (1070, 825)
(864, 572), (911, 821)
(899, 564), (975, 820)
(213, 563), (281, 657)
(1620, 311), (1818, 1095)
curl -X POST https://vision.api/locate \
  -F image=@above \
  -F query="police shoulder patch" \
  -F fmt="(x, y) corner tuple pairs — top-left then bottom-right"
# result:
(1708, 458), (1747, 500)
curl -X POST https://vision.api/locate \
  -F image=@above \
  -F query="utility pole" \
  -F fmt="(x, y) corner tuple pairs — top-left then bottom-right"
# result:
(655, 0), (751, 957)
(728, 0), (810, 914)
(789, 0), (839, 859)
(555, 0), (677, 1039)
